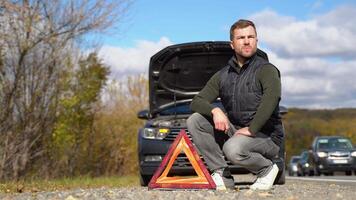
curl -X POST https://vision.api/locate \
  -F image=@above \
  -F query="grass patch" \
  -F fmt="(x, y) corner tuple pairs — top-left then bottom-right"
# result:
(0, 175), (139, 194)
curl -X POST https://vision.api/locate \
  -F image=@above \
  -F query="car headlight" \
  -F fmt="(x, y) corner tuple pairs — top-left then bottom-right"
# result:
(317, 152), (328, 158)
(351, 151), (356, 157)
(304, 163), (310, 167)
(143, 128), (170, 140)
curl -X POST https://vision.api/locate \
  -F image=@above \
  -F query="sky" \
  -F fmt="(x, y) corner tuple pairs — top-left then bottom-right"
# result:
(97, 0), (356, 109)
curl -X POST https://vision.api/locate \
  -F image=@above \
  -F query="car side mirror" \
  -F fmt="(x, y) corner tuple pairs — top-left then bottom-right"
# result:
(279, 106), (288, 115)
(137, 109), (150, 119)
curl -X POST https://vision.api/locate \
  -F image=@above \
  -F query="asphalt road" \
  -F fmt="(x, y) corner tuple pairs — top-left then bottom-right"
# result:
(1, 174), (356, 200)
(2, 179), (356, 200)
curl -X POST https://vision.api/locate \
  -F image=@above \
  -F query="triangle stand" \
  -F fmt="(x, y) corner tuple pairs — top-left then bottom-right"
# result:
(148, 129), (216, 190)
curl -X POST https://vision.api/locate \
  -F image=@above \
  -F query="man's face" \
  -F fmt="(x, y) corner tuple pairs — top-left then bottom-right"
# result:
(230, 26), (258, 59)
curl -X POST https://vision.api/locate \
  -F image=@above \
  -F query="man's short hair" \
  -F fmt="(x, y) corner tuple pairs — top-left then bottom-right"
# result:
(230, 19), (257, 40)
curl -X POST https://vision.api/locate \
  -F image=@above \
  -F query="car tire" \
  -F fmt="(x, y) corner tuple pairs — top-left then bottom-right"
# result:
(275, 167), (286, 185)
(309, 170), (314, 176)
(345, 171), (352, 176)
(300, 171), (305, 176)
(314, 167), (320, 176)
(140, 174), (152, 186)
(325, 172), (334, 176)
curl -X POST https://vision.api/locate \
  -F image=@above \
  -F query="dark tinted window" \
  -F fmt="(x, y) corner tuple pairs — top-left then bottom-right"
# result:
(301, 151), (308, 160)
(291, 157), (300, 163)
(316, 138), (353, 150)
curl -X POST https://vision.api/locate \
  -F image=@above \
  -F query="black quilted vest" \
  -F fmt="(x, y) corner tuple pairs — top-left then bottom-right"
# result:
(219, 54), (283, 145)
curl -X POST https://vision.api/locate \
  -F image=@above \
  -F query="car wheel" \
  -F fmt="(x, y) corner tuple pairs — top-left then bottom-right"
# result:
(325, 172), (334, 176)
(140, 174), (152, 186)
(314, 167), (320, 176)
(275, 166), (286, 185)
(309, 170), (314, 176)
(345, 171), (352, 176)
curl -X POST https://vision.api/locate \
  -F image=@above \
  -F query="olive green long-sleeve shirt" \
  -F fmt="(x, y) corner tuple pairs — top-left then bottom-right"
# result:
(190, 64), (281, 134)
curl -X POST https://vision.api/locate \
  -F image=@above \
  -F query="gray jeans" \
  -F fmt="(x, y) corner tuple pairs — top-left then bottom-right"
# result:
(186, 113), (280, 177)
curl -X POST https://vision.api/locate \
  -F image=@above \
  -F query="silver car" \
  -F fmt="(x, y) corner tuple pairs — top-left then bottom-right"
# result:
(288, 156), (300, 176)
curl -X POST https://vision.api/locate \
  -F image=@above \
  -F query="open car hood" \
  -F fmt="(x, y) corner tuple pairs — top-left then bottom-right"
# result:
(149, 41), (268, 116)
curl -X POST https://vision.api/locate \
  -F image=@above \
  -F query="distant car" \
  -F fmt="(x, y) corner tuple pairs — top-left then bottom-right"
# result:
(310, 136), (356, 176)
(137, 41), (287, 186)
(288, 156), (300, 176)
(297, 151), (314, 176)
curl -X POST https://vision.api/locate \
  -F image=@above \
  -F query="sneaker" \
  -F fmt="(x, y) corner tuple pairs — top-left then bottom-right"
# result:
(211, 169), (235, 190)
(250, 164), (279, 190)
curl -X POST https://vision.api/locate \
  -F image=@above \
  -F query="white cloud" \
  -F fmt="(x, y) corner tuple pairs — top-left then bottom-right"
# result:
(250, 6), (356, 108)
(98, 37), (173, 79)
(251, 6), (356, 108)
(251, 6), (356, 58)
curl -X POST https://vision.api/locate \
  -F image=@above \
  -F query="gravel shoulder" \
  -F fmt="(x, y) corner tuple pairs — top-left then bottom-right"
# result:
(1, 177), (356, 200)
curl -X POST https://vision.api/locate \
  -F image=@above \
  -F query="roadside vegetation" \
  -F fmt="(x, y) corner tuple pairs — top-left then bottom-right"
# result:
(0, 175), (138, 193)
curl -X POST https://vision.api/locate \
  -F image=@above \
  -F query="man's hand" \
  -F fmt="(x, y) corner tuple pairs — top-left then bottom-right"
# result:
(235, 127), (254, 137)
(211, 107), (229, 132)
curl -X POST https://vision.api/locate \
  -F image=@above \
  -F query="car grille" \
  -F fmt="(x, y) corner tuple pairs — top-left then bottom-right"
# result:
(328, 151), (350, 159)
(164, 128), (192, 141)
(172, 154), (204, 167)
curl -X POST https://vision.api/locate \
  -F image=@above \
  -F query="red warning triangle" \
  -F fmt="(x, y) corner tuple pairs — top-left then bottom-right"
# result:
(148, 129), (216, 190)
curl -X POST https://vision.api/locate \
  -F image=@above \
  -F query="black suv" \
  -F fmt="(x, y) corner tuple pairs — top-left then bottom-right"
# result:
(137, 41), (287, 186)
(310, 136), (356, 176)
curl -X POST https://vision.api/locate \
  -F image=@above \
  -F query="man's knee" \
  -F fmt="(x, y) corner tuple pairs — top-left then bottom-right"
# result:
(187, 113), (211, 131)
(187, 113), (214, 138)
(186, 113), (203, 129)
(223, 138), (249, 162)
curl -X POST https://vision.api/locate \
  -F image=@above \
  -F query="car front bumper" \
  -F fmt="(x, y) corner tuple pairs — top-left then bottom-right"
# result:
(316, 157), (356, 172)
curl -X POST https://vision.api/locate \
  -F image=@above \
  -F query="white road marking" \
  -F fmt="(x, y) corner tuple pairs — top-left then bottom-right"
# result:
(287, 176), (356, 183)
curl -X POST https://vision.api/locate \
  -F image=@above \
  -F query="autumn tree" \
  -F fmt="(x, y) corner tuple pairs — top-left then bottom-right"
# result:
(51, 53), (109, 176)
(91, 74), (148, 175)
(0, 0), (131, 180)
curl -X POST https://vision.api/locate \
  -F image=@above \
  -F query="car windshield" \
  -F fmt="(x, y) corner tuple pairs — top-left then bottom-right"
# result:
(301, 152), (308, 159)
(159, 101), (224, 116)
(317, 138), (353, 150)
(291, 157), (300, 163)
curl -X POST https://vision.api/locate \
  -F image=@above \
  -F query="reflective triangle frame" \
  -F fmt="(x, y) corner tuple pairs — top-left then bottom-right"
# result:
(148, 129), (216, 190)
